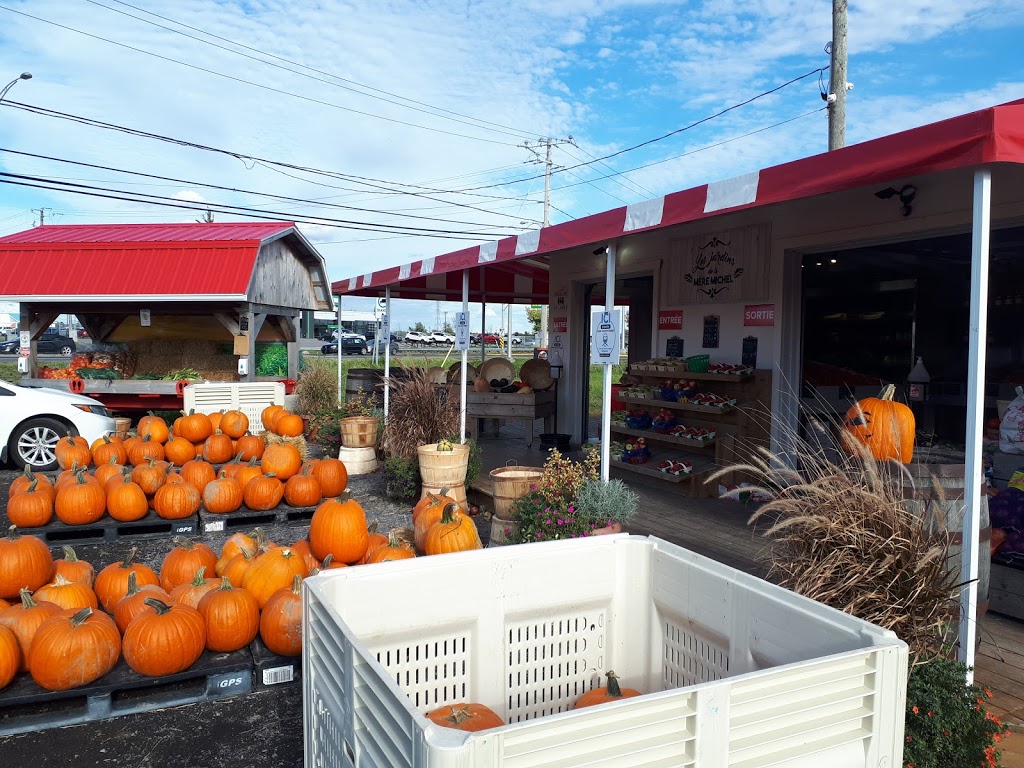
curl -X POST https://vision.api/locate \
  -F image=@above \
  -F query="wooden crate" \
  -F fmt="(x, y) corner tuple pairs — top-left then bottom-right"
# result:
(466, 390), (555, 419)
(990, 562), (1024, 621)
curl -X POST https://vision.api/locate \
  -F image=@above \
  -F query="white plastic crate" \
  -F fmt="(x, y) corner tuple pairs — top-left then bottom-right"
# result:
(303, 535), (907, 768)
(183, 381), (284, 424)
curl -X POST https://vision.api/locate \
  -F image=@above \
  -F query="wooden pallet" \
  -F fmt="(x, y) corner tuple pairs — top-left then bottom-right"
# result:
(9, 511), (198, 545)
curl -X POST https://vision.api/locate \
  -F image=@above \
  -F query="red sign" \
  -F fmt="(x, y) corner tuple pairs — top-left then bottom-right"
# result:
(743, 304), (775, 326)
(658, 310), (683, 330)
(552, 317), (568, 334)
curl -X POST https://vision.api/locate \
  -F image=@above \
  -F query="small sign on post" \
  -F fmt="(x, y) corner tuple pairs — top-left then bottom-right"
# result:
(454, 311), (470, 350)
(590, 309), (621, 365)
(140, 309), (151, 327)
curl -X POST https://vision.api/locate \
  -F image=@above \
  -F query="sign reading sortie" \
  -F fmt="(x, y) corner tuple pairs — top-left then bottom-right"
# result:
(743, 304), (775, 326)
(658, 310), (683, 330)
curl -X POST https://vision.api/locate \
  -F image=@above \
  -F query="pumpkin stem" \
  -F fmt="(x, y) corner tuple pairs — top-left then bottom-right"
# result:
(23, 467), (36, 480)
(439, 486), (450, 496)
(26, 478), (38, 493)
(291, 573), (302, 594)
(321, 554), (334, 568)
(61, 545), (80, 562)
(444, 706), (476, 725)
(172, 536), (196, 549)
(119, 547), (140, 569)
(124, 571), (140, 597)
(6, 524), (18, 540)
(143, 597), (173, 614)
(604, 671), (624, 698)
(69, 607), (93, 626)
(218, 577), (234, 590)
(264, 472), (277, 479)
(102, 435), (112, 445)
(879, 384), (897, 401)
(190, 566), (208, 586)
(141, 434), (152, 443)
(19, 587), (39, 608)
(439, 503), (460, 524)
(165, 463), (176, 476)
(247, 457), (259, 467)
(108, 455), (119, 466)
(338, 490), (352, 503)
(51, 574), (72, 587)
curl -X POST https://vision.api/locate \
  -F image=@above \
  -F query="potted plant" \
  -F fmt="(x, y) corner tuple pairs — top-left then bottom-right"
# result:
(573, 478), (639, 535)
(294, 358), (338, 441)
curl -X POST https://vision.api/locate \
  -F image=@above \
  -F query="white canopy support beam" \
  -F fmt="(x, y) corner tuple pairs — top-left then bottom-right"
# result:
(460, 270), (469, 443)
(383, 285), (391, 421)
(600, 242), (617, 482)
(960, 168), (991, 681)
(336, 294), (343, 407)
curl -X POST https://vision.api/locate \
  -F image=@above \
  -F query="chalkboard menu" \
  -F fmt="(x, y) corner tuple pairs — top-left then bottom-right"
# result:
(665, 336), (684, 358)
(702, 315), (720, 349)
(742, 335), (758, 368)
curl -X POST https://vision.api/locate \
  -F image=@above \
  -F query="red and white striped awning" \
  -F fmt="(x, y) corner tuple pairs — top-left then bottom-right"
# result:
(333, 98), (1024, 301)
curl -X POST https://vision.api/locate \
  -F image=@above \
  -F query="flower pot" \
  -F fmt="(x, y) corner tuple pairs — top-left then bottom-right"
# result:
(340, 416), (379, 448)
(488, 515), (519, 547)
(417, 442), (470, 488)
(589, 521), (623, 537)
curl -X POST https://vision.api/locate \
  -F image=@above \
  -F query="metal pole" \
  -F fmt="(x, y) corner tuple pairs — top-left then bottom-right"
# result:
(481, 299), (487, 364)
(506, 304), (513, 362)
(383, 286), (391, 421)
(960, 169), (990, 681)
(336, 294), (343, 407)
(828, 0), (848, 151)
(600, 243), (617, 483)
(460, 271), (469, 444)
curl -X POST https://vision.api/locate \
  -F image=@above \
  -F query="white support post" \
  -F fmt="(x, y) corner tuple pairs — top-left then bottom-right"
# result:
(600, 243), (617, 483)
(335, 294), (343, 406)
(960, 169), (991, 681)
(460, 271), (469, 443)
(383, 286), (391, 421)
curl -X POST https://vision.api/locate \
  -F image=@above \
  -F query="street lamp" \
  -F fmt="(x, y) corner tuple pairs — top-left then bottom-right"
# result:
(0, 72), (32, 103)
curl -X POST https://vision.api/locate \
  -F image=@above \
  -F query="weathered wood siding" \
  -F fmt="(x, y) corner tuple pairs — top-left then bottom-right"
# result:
(248, 239), (318, 310)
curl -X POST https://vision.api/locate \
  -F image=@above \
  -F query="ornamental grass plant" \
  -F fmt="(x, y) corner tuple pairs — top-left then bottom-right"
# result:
(381, 367), (459, 461)
(295, 358), (338, 416)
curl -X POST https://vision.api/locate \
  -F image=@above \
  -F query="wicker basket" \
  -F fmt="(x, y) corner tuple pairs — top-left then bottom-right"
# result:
(417, 442), (470, 487)
(339, 417), (379, 448)
(113, 417), (132, 440)
(489, 464), (544, 519)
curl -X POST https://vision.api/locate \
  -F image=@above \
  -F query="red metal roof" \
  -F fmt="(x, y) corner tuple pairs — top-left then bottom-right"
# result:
(0, 222), (298, 300)
(334, 98), (1024, 301)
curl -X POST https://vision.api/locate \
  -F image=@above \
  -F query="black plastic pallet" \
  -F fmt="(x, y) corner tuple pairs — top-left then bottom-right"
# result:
(0, 649), (252, 736)
(198, 504), (317, 533)
(250, 636), (301, 689)
(9, 511), (198, 545)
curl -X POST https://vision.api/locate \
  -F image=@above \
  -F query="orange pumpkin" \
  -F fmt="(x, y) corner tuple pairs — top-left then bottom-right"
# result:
(235, 432), (265, 462)
(93, 457), (125, 487)
(197, 578), (260, 652)
(131, 457), (167, 496)
(413, 489), (458, 551)
(220, 551), (255, 586)
(423, 504), (482, 556)
(261, 443), (302, 480)
(243, 474), (284, 511)
(368, 532), (416, 563)
(261, 405), (284, 431)
(33, 574), (99, 612)
(54, 472), (106, 526)
(258, 573), (303, 656)
(284, 465), (322, 507)
(842, 384), (915, 463)
(138, 412), (170, 444)
(53, 546), (94, 588)
(426, 703), (504, 732)
(153, 481), (201, 520)
(203, 431), (234, 465)
(93, 548), (160, 613)
(180, 459), (217, 496)
(289, 538), (320, 573)
(164, 436), (197, 467)
(127, 434), (165, 466)
(573, 671), (641, 709)
(219, 410), (249, 439)
(122, 598), (205, 677)
(90, 435), (127, 467)
(203, 472), (244, 514)
(312, 458), (347, 498)
(176, 410), (214, 444)
(168, 566), (221, 609)
(234, 458), (264, 493)
(219, 453), (246, 479)
(309, 493), (369, 564)
(242, 547), (309, 608)
(220, 529), (262, 563)
(160, 538), (218, 592)
(104, 472), (149, 522)
(0, 589), (62, 671)
(29, 607), (121, 691)
(8, 468), (55, 500)
(6, 479), (54, 528)
(275, 412), (304, 437)
(360, 522), (389, 564)
(0, 624), (18, 689)
(113, 572), (168, 634)
(55, 436), (91, 471)
(208, 411), (224, 433)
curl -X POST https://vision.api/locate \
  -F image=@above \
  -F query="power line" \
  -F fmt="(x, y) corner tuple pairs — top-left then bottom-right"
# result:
(562, 141), (656, 199)
(0, 174), (521, 239)
(86, 0), (542, 141)
(0, 147), (531, 229)
(0, 4), (521, 146)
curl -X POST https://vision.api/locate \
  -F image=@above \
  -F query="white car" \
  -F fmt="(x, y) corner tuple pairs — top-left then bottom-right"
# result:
(404, 331), (432, 345)
(429, 331), (455, 344)
(0, 380), (117, 471)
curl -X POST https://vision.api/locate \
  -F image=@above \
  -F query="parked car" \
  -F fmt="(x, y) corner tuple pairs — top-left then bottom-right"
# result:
(404, 331), (432, 345)
(428, 331), (455, 345)
(370, 337), (401, 356)
(76, 328), (89, 339)
(0, 380), (116, 470)
(320, 336), (369, 355)
(0, 331), (76, 356)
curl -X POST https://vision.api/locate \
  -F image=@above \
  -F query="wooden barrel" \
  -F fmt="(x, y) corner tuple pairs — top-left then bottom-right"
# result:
(489, 465), (543, 518)
(338, 446), (377, 475)
(417, 443), (469, 487)
(345, 368), (383, 406)
(489, 515), (519, 547)
(421, 482), (467, 511)
(340, 417), (378, 448)
(901, 463), (991, 617)
(113, 417), (132, 440)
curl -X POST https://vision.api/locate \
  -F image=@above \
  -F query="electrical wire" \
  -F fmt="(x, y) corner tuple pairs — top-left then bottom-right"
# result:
(0, 4), (522, 146)
(85, 0), (542, 141)
(563, 142), (656, 198)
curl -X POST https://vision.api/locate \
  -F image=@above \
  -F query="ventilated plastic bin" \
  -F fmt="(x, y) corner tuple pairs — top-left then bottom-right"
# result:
(303, 535), (907, 768)
(183, 381), (284, 424)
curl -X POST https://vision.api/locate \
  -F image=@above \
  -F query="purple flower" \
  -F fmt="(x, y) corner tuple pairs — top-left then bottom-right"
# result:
(545, 519), (552, 525)
(536, 532), (542, 538)
(557, 519), (563, 525)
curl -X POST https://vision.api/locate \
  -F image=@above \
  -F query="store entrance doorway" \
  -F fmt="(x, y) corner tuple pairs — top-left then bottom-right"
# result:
(579, 274), (654, 442)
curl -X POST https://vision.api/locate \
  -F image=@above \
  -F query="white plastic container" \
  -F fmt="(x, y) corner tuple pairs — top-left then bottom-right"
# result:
(183, 381), (284, 424)
(303, 535), (907, 768)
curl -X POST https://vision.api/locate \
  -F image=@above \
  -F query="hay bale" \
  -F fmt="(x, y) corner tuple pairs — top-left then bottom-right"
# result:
(261, 431), (309, 460)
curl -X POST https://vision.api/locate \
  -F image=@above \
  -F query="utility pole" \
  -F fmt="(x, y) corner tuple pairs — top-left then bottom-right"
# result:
(32, 207), (50, 226)
(828, 0), (849, 151)
(523, 137), (571, 348)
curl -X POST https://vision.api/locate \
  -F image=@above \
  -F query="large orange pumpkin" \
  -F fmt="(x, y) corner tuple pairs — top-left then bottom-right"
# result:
(0, 527), (53, 599)
(7, 479), (54, 528)
(203, 431), (235, 465)
(413, 489), (458, 551)
(423, 504), (482, 556)
(153, 481), (201, 520)
(53, 545), (94, 587)
(284, 465), (322, 508)
(54, 472), (106, 526)
(360, 522), (389, 565)
(8, 468), (55, 500)
(258, 573), (303, 656)
(0, 624), (18, 689)
(197, 578), (260, 652)
(203, 472), (244, 514)
(127, 434), (165, 466)
(312, 458), (347, 498)
(235, 433), (265, 461)
(93, 547), (160, 613)
(131, 457), (167, 496)
(219, 410), (249, 439)
(243, 473), (285, 511)
(180, 459), (217, 496)
(29, 607), (121, 691)
(33, 574), (99, 612)
(242, 547), (309, 608)
(367, 532), (416, 563)
(122, 598), (205, 676)
(842, 384), (915, 463)
(261, 443), (302, 480)
(90, 435), (127, 467)
(93, 457), (125, 487)
(261, 405), (284, 431)
(426, 703), (504, 732)
(573, 671), (641, 709)
(308, 494), (369, 564)
(275, 412), (304, 438)
(234, 459), (264, 493)
(160, 538), (218, 592)
(55, 436), (91, 471)
(0, 589), (62, 671)
(105, 472), (149, 522)
(138, 413), (170, 444)
(176, 410), (214, 444)
(113, 572), (168, 634)
(164, 436), (197, 467)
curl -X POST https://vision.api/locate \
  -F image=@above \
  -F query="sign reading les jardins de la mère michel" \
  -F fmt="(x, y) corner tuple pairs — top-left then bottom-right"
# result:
(668, 222), (770, 305)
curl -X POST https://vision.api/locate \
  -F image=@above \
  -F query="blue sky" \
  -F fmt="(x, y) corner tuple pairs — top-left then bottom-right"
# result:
(1, 0), (1022, 333)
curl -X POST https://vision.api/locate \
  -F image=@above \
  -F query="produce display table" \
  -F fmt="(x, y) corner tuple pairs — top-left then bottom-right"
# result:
(467, 390), (555, 447)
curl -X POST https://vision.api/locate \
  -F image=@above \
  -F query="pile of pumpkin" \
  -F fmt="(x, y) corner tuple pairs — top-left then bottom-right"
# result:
(5, 408), (348, 528)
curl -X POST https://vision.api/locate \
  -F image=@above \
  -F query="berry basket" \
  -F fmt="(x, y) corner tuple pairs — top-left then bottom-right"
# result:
(684, 354), (710, 373)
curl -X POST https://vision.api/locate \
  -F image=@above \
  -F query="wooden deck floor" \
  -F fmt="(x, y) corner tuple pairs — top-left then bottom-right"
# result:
(471, 418), (1024, 749)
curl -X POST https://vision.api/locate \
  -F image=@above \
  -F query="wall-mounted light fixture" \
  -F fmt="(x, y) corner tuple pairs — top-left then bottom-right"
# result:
(593, 246), (607, 256)
(874, 185), (917, 217)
